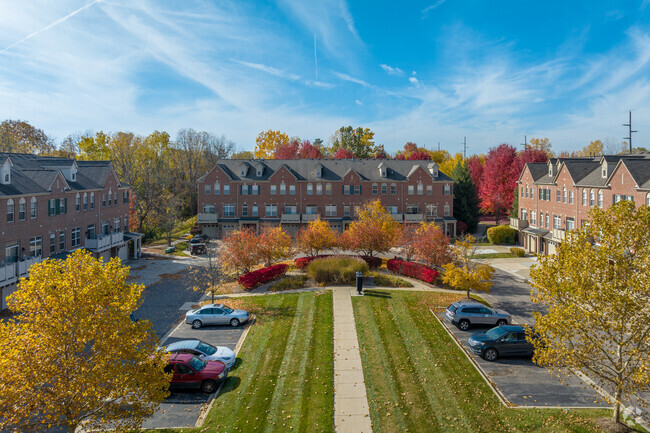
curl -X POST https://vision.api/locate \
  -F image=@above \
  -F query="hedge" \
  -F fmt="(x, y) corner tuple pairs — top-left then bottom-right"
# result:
(296, 255), (381, 270)
(307, 257), (369, 285)
(238, 264), (288, 290)
(486, 225), (517, 244)
(510, 247), (526, 257)
(387, 259), (439, 284)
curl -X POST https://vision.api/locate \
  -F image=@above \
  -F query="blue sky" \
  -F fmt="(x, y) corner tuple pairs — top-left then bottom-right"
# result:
(1, 0), (650, 155)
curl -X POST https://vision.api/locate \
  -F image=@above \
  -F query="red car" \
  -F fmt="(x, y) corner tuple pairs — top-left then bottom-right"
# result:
(164, 353), (228, 393)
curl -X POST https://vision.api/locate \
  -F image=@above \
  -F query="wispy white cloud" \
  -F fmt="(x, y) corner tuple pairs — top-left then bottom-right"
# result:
(408, 76), (420, 86)
(380, 64), (404, 75)
(332, 71), (372, 87)
(422, 0), (446, 18)
(233, 60), (301, 81)
(355, 99), (363, 105)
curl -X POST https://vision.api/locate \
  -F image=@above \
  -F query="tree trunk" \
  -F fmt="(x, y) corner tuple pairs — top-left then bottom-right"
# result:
(613, 395), (621, 423)
(67, 422), (77, 433)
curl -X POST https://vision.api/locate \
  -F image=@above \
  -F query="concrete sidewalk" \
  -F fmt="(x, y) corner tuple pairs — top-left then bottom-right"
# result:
(333, 287), (372, 433)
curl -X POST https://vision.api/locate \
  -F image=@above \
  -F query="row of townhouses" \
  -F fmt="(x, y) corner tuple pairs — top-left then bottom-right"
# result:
(511, 153), (650, 255)
(196, 159), (457, 238)
(0, 153), (142, 308)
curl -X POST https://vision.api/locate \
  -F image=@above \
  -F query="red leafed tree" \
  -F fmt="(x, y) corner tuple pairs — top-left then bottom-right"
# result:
(408, 150), (431, 160)
(479, 144), (519, 224)
(333, 148), (355, 159)
(466, 155), (484, 196)
(273, 139), (300, 159)
(221, 228), (260, 275)
(395, 153), (406, 160)
(396, 224), (418, 261)
(412, 222), (454, 268)
(516, 147), (548, 168)
(297, 140), (323, 159)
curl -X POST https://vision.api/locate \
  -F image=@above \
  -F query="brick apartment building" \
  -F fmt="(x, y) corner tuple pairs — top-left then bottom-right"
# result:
(0, 153), (143, 308)
(196, 159), (456, 238)
(511, 153), (650, 255)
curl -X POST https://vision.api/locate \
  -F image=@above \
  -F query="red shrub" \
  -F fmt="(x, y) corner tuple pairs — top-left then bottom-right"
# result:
(360, 256), (382, 269)
(238, 264), (288, 289)
(387, 258), (439, 284)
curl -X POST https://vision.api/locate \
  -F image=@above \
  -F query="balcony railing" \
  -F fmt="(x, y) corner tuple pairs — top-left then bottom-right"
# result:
(0, 256), (42, 286)
(302, 213), (320, 222)
(281, 213), (301, 223)
(552, 228), (565, 241)
(404, 213), (424, 222)
(510, 217), (529, 230)
(85, 232), (124, 251)
(197, 212), (219, 223)
(390, 213), (404, 222)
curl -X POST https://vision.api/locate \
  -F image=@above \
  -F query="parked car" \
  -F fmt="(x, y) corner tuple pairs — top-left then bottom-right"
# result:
(445, 300), (511, 331)
(164, 353), (228, 393)
(189, 236), (207, 255)
(185, 304), (250, 329)
(161, 339), (236, 369)
(467, 325), (535, 361)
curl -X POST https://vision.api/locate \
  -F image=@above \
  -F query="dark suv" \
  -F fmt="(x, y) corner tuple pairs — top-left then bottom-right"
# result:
(164, 353), (228, 393)
(467, 325), (535, 361)
(445, 300), (511, 331)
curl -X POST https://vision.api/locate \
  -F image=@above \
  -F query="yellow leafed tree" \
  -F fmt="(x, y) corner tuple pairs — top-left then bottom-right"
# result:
(0, 250), (170, 433)
(254, 129), (289, 159)
(575, 139), (604, 157)
(528, 137), (554, 157)
(442, 234), (494, 298)
(341, 200), (398, 257)
(439, 152), (464, 177)
(296, 218), (339, 256)
(530, 201), (650, 424)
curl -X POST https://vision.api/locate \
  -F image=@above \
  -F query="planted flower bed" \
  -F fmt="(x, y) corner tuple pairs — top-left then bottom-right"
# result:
(238, 264), (289, 290)
(296, 255), (381, 270)
(387, 259), (439, 284)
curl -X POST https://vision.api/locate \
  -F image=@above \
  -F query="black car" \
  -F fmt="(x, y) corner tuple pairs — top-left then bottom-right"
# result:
(467, 325), (535, 362)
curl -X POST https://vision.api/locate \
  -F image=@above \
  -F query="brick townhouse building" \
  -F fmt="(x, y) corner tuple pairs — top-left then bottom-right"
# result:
(196, 159), (456, 238)
(511, 153), (650, 255)
(0, 152), (143, 308)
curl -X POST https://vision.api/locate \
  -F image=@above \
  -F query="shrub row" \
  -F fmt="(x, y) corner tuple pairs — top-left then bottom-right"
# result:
(307, 257), (369, 285)
(296, 255), (381, 270)
(486, 225), (517, 244)
(509, 247), (526, 257)
(238, 264), (288, 290)
(387, 259), (439, 284)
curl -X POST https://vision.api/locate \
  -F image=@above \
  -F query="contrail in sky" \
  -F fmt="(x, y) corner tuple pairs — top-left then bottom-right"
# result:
(314, 33), (318, 81)
(0, 0), (101, 54)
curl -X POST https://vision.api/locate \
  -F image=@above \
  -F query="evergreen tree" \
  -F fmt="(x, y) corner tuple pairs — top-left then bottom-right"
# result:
(451, 161), (480, 233)
(510, 186), (519, 218)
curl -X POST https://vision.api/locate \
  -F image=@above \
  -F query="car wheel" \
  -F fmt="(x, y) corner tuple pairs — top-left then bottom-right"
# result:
(192, 320), (203, 329)
(458, 319), (470, 331)
(496, 319), (508, 326)
(230, 318), (240, 327)
(201, 380), (217, 394)
(483, 348), (498, 362)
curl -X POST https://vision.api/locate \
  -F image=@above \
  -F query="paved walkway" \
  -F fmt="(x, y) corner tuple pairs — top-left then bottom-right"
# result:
(333, 287), (372, 433)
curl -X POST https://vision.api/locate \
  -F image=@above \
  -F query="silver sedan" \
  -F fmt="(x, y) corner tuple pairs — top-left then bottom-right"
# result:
(185, 303), (249, 329)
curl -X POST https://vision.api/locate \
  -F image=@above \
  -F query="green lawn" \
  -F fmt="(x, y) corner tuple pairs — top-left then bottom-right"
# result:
(205, 291), (333, 432)
(471, 252), (517, 259)
(353, 290), (610, 433)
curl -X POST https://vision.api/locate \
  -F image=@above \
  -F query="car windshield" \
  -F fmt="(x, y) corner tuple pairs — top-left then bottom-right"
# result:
(485, 327), (510, 340)
(196, 342), (217, 356)
(223, 307), (234, 314)
(448, 305), (458, 313)
(188, 356), (207, 372)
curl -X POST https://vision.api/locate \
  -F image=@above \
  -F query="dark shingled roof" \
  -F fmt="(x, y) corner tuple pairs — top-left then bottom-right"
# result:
(0, 152), (122, 197)
(200, 159), (452, 183)
(621, 158), (650, 190)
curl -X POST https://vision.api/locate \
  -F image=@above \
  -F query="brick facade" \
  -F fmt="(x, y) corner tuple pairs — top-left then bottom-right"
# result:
(197, 159), (456, 238)
(512, 154), (650, 255)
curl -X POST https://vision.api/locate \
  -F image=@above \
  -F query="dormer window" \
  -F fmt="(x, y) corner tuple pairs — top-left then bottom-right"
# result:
(548, 164), (553, 177)
(240, 164), (248, 177)
(602, 162), (608, 178)
(256, 163), (263, 177)
(3, 174), (8, 183)
(379, 162), (387, 178)
(315, 165), (322, 178)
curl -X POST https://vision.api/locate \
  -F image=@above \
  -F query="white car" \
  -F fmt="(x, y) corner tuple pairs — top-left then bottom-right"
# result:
(161, 339), (236, 369)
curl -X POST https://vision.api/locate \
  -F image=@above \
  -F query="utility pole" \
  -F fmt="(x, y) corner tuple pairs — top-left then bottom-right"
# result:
(462, 136), (467, 159)
(437, 141), (440, 151)
(520, 135), (527, 149)
(623, 111), (637, 154)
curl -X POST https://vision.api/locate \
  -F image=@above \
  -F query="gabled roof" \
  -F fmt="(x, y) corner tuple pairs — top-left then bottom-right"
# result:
(613, 158), (650, 190)
(199, 159), (453, 183)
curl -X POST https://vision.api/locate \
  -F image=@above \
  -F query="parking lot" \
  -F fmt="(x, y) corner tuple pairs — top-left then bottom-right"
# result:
(437, 313), (608, 409)
(141, 316), (248, 429)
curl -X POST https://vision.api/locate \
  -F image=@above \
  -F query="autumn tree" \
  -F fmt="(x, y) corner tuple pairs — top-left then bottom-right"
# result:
(333, 148), (356, 159)
(297, 140), (324, 159)
(255, 129), (289, 159)
(466, 155), (485, 197)
(439, 152), (464, 177)
(575, 139), (604, 157)
(527, 137), (554, 157)
(452, 160), (480, 233)
(329, 126), (378, 158)
(77, 131), (112, 161)
(231, 150), (254, 159)
(479, 144), (519, 224)
(221, 228), (261, 275)
(257, 226), (293, 266)
(273, 139), (300, 159)
(341, 200), (398, 257)
(442, 234), (494, 298)
(0, 119), (54, 154)
(0, 250), (170, 433)
(412, 222), (454, 268)
(530, 201), (650, 424)
(191, 245), (227, 303)
(296, 218), (338, 256)
(395, 224), (418, 261)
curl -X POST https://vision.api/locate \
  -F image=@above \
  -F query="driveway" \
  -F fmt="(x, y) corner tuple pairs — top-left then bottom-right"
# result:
(476, 268), (544, 325)
(439, 316), (606, 408)
(142, 320), (247, 429)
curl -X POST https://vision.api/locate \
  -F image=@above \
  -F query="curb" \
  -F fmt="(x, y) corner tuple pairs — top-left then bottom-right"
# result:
(194, 315), (257, 429)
